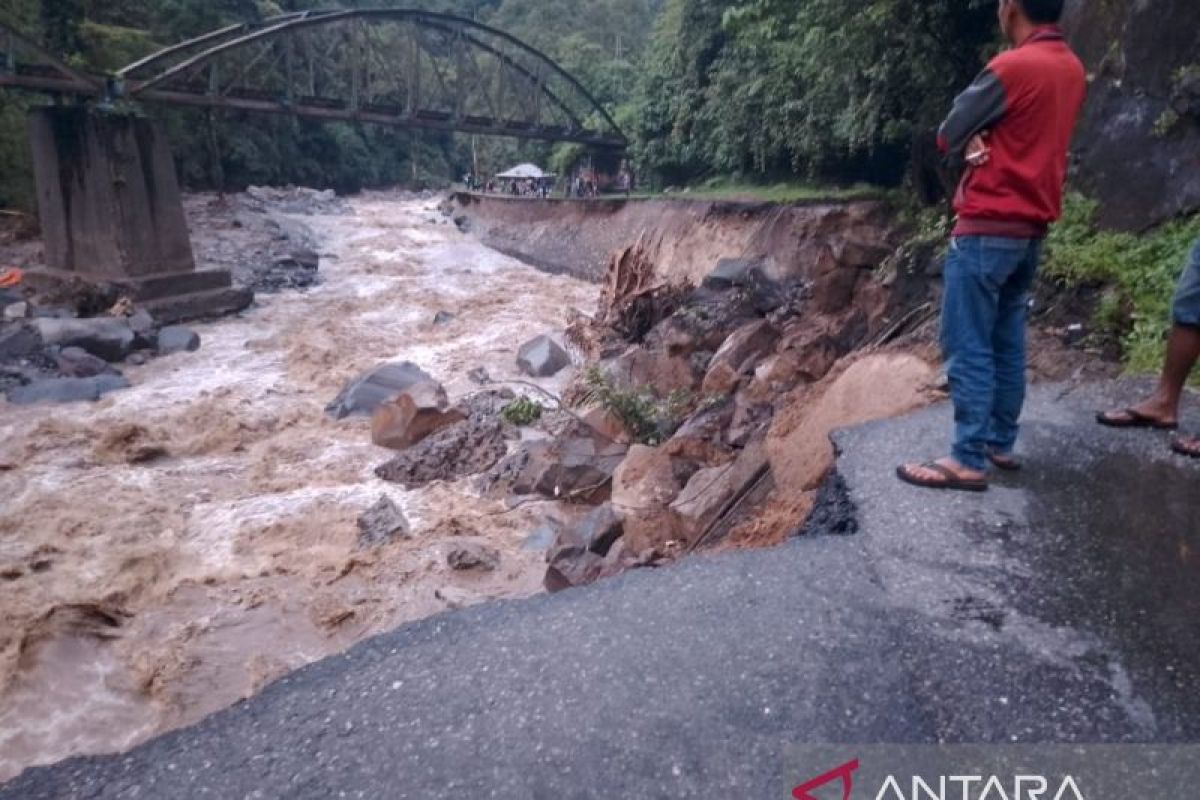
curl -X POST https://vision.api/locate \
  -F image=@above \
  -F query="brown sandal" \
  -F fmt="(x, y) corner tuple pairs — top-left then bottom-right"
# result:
(1096, 408), (1178, 430)
(1171, 436), (1200, 459)
(896, 462), (989, 493)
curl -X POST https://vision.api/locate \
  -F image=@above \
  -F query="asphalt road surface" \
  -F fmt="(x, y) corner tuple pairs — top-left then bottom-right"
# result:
(4, 381), (1197, 799)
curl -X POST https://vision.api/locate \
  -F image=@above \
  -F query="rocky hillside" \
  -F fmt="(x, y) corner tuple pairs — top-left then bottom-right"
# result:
(1064, 0), (1200, 229)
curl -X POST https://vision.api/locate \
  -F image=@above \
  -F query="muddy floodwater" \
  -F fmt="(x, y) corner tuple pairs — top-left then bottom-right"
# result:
(0, 194), (596, 780)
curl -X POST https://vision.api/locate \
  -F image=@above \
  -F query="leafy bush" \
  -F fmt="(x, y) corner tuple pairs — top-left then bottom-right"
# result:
(1043, 194), (1200, 372)
(501, 396), (545, 427)
(580, 366), (691, 446)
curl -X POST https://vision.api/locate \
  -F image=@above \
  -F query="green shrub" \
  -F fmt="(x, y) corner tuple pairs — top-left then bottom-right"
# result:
(501, 397), (544, 427)
(1043, 194), (1200, 373)
(579, 366), (691, 446)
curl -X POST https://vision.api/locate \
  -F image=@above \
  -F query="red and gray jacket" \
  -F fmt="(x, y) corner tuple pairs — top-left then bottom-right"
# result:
(938, 26), (1087, 239)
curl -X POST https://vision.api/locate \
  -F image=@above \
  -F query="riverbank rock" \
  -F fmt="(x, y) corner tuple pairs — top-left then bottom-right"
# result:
(447, 541), (500, 571)
(55, 346), (111, 378)
(156, 326), (201, 355)
(33, 317), (134, 362)
(512, 435), (628, 502)
(612, 444), (686, 554)
(671, 441), (770, 542)
(326, 361), (434, 419)
(517, 335), (571, 377)
(371, 382), (466, 451)
(701, 319), (777, 395)
(374, 416), (508, 489)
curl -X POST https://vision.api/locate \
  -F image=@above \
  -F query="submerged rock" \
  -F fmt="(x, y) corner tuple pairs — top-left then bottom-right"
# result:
(55, 346), (111, 378)
(375, 416), (509, 489)
(446, 541), (500, 571)
(371, 382), (466, 451)
(357, 495), (411, 549)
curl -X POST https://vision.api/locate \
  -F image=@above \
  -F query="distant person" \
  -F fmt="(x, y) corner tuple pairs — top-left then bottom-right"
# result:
(897, 0), (1086, 492)
(1097, 239), (1200, 459)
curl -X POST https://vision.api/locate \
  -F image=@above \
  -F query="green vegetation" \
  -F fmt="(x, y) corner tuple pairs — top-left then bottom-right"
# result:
(580, 365), (690, 445)
(501, 396), (545, 426)
(1043, 194), (1200, 372)
(637, 177), (886, 203)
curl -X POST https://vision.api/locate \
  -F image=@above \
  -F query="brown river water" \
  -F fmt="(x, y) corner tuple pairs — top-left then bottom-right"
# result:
(0, 194), (595, 781)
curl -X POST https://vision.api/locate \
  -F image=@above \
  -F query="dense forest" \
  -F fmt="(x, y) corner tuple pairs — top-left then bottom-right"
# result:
(1, 0), (999, 207)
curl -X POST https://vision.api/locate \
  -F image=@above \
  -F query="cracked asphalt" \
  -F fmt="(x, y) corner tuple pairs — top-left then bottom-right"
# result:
(3, 380), (1196, 799)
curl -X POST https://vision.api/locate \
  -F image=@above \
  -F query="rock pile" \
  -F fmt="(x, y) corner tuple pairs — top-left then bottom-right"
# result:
(1, 292), (204, 406)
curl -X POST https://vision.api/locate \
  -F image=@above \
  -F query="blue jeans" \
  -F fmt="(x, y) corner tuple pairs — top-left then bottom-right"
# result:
(940, 235), (1042, 471)
(1171, 239), (1200, 327)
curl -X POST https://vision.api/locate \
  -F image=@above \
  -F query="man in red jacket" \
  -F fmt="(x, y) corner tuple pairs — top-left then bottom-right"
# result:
(898, 0), (1086, 492)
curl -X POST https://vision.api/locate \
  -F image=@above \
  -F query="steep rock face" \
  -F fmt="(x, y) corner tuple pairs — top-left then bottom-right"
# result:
(1063, 0), (1200, 229)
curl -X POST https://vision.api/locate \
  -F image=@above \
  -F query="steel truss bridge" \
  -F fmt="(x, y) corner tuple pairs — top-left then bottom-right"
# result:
(0, 9), (627, 149)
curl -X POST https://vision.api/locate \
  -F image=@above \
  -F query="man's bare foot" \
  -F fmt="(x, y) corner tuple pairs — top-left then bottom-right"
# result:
(1096, 399), (1178, 430)
(896, 457), (988, 492)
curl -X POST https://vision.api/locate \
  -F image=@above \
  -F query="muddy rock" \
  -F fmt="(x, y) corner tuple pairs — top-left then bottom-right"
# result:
(357, 496), (411, 548)
(32, 317), (135, 362)
(6, 373), (130, 405)
(517, 335), (571, 377)
(611, 346), (699, 394)
(433, 310), (455, 325)
(579, 405), (630, 445)
(671, 441), (770, 543)
(611, 444), (686, 554)
(467, 366), (492, 385)
(664, 400), (735, 465)
(55, 346), (111, 378)
(375, 416), (508, 489)
(701, 319), (777, 396)
(156, 326), (201, 355)
(371, 382), (467, 451)
(513, 435), (628, 502)
(326, 361), (435, 419)
(447, 541), (500, 571)
(569, 502), (624, 557)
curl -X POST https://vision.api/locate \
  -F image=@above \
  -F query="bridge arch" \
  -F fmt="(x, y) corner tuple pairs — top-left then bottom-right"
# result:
(121, 10), (627, 149)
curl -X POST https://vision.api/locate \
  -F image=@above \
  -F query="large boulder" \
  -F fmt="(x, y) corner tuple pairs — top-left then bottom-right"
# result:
(517, 335), (571, 377)
(371, 381), (466, 451)
(701, 319), (778, 396)
(0, 323), (44, 362)
(326, 361), (434, 419)
(512, 435), (628, 502)
(374, 416), (508, 488)
(543, 506), (631, 593)
(670, 441), (770, 543)
(33, 317), (134, 362)
(611, 444), (685, 555)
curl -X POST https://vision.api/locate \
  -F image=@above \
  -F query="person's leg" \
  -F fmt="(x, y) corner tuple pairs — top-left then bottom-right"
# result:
(900, 236), (1016, 487)
(987, 238), (1040, 457)
(1100, 239), (1200, 426)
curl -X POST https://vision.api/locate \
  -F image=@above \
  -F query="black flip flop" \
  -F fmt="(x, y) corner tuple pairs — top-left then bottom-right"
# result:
(1096, 409), (1178, 430)
(988, 452), (1022, 472)
(1171, 436), (1200, 459)
(896, 462), (989, 493)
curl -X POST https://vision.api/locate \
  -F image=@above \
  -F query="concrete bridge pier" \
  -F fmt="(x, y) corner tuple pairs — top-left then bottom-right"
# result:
(26, 106), (251, 322)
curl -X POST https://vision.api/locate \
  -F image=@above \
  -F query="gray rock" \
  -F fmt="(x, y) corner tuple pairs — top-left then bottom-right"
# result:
(156, 326), (201, 355)
(467, 367), (492, 385)
(56, 346), (111, 378)
(447, 541), (500, 571)
(32, 317), (135, 362)
(356, 496), (411, 549)
(286, 248), (320, 271)
(0, 323), (43, 362)
(127, 352), (148, 366)
(6, 373), (130, 405)
(3, 302), (28, 320)
(433, 311), (455, 325)
(326, 362), (434, 420)
(516, 335), (571, 378)
(703, 257), (766, 289)
(574, 503), (624, 557)
(127, 309), (156, 334)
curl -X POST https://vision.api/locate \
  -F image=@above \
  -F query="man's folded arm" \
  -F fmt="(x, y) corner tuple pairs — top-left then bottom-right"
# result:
(937, 67), (1008, 156)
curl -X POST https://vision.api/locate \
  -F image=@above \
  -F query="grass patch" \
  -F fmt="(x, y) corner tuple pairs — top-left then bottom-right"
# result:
(578, 366), (692, 446)
(633, 177), (888, 204)
(1043, 193), (1200, 372)
(501, 396), (544, 427)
